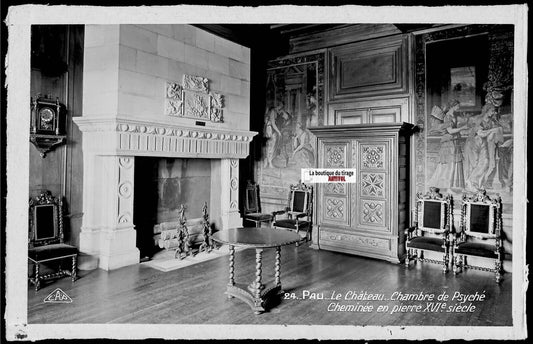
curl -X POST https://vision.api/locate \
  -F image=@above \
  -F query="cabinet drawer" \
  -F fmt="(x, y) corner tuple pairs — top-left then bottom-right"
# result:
(328, 97), (409, 125)
(319, 229), (392, 254)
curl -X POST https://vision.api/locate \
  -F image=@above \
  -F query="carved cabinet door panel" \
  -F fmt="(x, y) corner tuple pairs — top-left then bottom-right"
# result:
(320, 141), (350, 227)
(351, 138), (392, 234)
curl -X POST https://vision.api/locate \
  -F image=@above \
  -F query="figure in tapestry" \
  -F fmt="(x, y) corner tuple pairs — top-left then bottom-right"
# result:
(263, 106), (282, 169)
(258, 54), (324, 213)
(427, 99), (468, 191)
(463, 103), (505, 191)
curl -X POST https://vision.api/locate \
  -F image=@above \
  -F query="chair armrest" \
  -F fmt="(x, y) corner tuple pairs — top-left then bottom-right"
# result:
(272, 209), (288, 216)
(405, 226), (416, 239)
(451, 232), (466, 246)
(272, 208), (289, 220)
(294, 213), (307, 219)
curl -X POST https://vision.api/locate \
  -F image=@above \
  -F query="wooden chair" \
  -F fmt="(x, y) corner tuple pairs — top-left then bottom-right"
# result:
(28, 190), (78, 291)
(243, 180), (273, 227)
(405, 187), (452, 272)
(452, 189), (503, 283)
(272, 181), (313, 246)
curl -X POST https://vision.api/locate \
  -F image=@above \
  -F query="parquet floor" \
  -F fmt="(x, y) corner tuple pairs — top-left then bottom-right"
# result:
(27, 243), (512, 326)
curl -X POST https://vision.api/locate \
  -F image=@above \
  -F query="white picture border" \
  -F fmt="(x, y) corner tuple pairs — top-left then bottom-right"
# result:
(4, 4), (528, 340)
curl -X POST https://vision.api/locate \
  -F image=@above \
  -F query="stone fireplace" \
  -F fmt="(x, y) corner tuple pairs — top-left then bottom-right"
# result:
(74, 117), (256, 269)
(74, 24), (254, 270)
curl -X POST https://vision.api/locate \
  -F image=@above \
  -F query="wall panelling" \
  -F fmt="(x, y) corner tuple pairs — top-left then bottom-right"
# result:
(328, 35), (409, 100)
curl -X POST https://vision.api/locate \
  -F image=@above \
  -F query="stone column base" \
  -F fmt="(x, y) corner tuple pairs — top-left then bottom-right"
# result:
(99, 248), (140, 271)
(79, 226), (140, 271)
(221, 210), (243, 230)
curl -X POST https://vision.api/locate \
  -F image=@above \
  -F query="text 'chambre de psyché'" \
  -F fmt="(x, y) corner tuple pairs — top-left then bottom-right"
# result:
(284, 290), (487, 314)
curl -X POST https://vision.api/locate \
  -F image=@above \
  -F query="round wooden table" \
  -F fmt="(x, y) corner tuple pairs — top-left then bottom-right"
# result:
(211, 227), (301, 314)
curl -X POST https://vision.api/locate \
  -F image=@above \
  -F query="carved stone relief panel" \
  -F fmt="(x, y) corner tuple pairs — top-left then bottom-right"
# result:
(182, 75), (209, 93)
(117, 156), (134, 225)
(165, 75), (224, 123)
(229, 159), (239, 210)
(183, 92), (210, 120)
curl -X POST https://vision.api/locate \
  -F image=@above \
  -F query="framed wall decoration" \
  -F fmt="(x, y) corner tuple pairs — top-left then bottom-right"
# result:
(450, 66), (476, 107)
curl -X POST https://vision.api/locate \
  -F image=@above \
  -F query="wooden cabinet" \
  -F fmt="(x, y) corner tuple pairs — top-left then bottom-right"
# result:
(309, 123), (415, 263)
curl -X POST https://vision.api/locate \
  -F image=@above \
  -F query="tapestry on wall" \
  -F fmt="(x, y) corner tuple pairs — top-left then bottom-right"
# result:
(415, 25), (513, 205)
(257, 52), (325, 211)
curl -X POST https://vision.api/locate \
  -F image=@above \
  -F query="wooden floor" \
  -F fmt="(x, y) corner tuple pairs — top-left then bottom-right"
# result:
(28, 243), (512, 326)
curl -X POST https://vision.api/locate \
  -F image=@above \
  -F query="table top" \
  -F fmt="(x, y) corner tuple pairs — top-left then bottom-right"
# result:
(211, 227), (301, 248)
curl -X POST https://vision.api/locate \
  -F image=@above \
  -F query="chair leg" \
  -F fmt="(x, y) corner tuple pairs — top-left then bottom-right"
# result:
(295, 226), (300, 247)
(72, 256), (77, 283)
(452, 250), (458, 275)
(495, 259), (502, 283)
(34, 263), (40, 291)
(442, 247), (449, 273)
(457, 255), (465, 273)
(405, 248), (410, 267)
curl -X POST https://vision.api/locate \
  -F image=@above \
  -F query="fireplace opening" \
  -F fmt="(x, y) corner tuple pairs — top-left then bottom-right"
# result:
(134, 157), (212, 259)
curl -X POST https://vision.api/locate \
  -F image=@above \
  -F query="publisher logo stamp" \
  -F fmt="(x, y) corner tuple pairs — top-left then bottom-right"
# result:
(43, 288), (73, 303)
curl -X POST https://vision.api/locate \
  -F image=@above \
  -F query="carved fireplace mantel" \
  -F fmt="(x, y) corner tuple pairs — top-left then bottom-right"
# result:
(74, 117), (257, 159)
(74, 116), (257, 270)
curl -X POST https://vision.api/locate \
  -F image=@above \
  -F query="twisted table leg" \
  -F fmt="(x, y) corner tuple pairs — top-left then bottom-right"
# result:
(227, 245), (235, 299)
(228, 245), (235, 286)
(248, 248), (265, 298)
(275, 246), (281, 287)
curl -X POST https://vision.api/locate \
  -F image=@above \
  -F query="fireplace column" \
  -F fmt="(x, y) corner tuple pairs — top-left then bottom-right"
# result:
(219, 158), (243, 229)
(79, 155), (140, 270)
